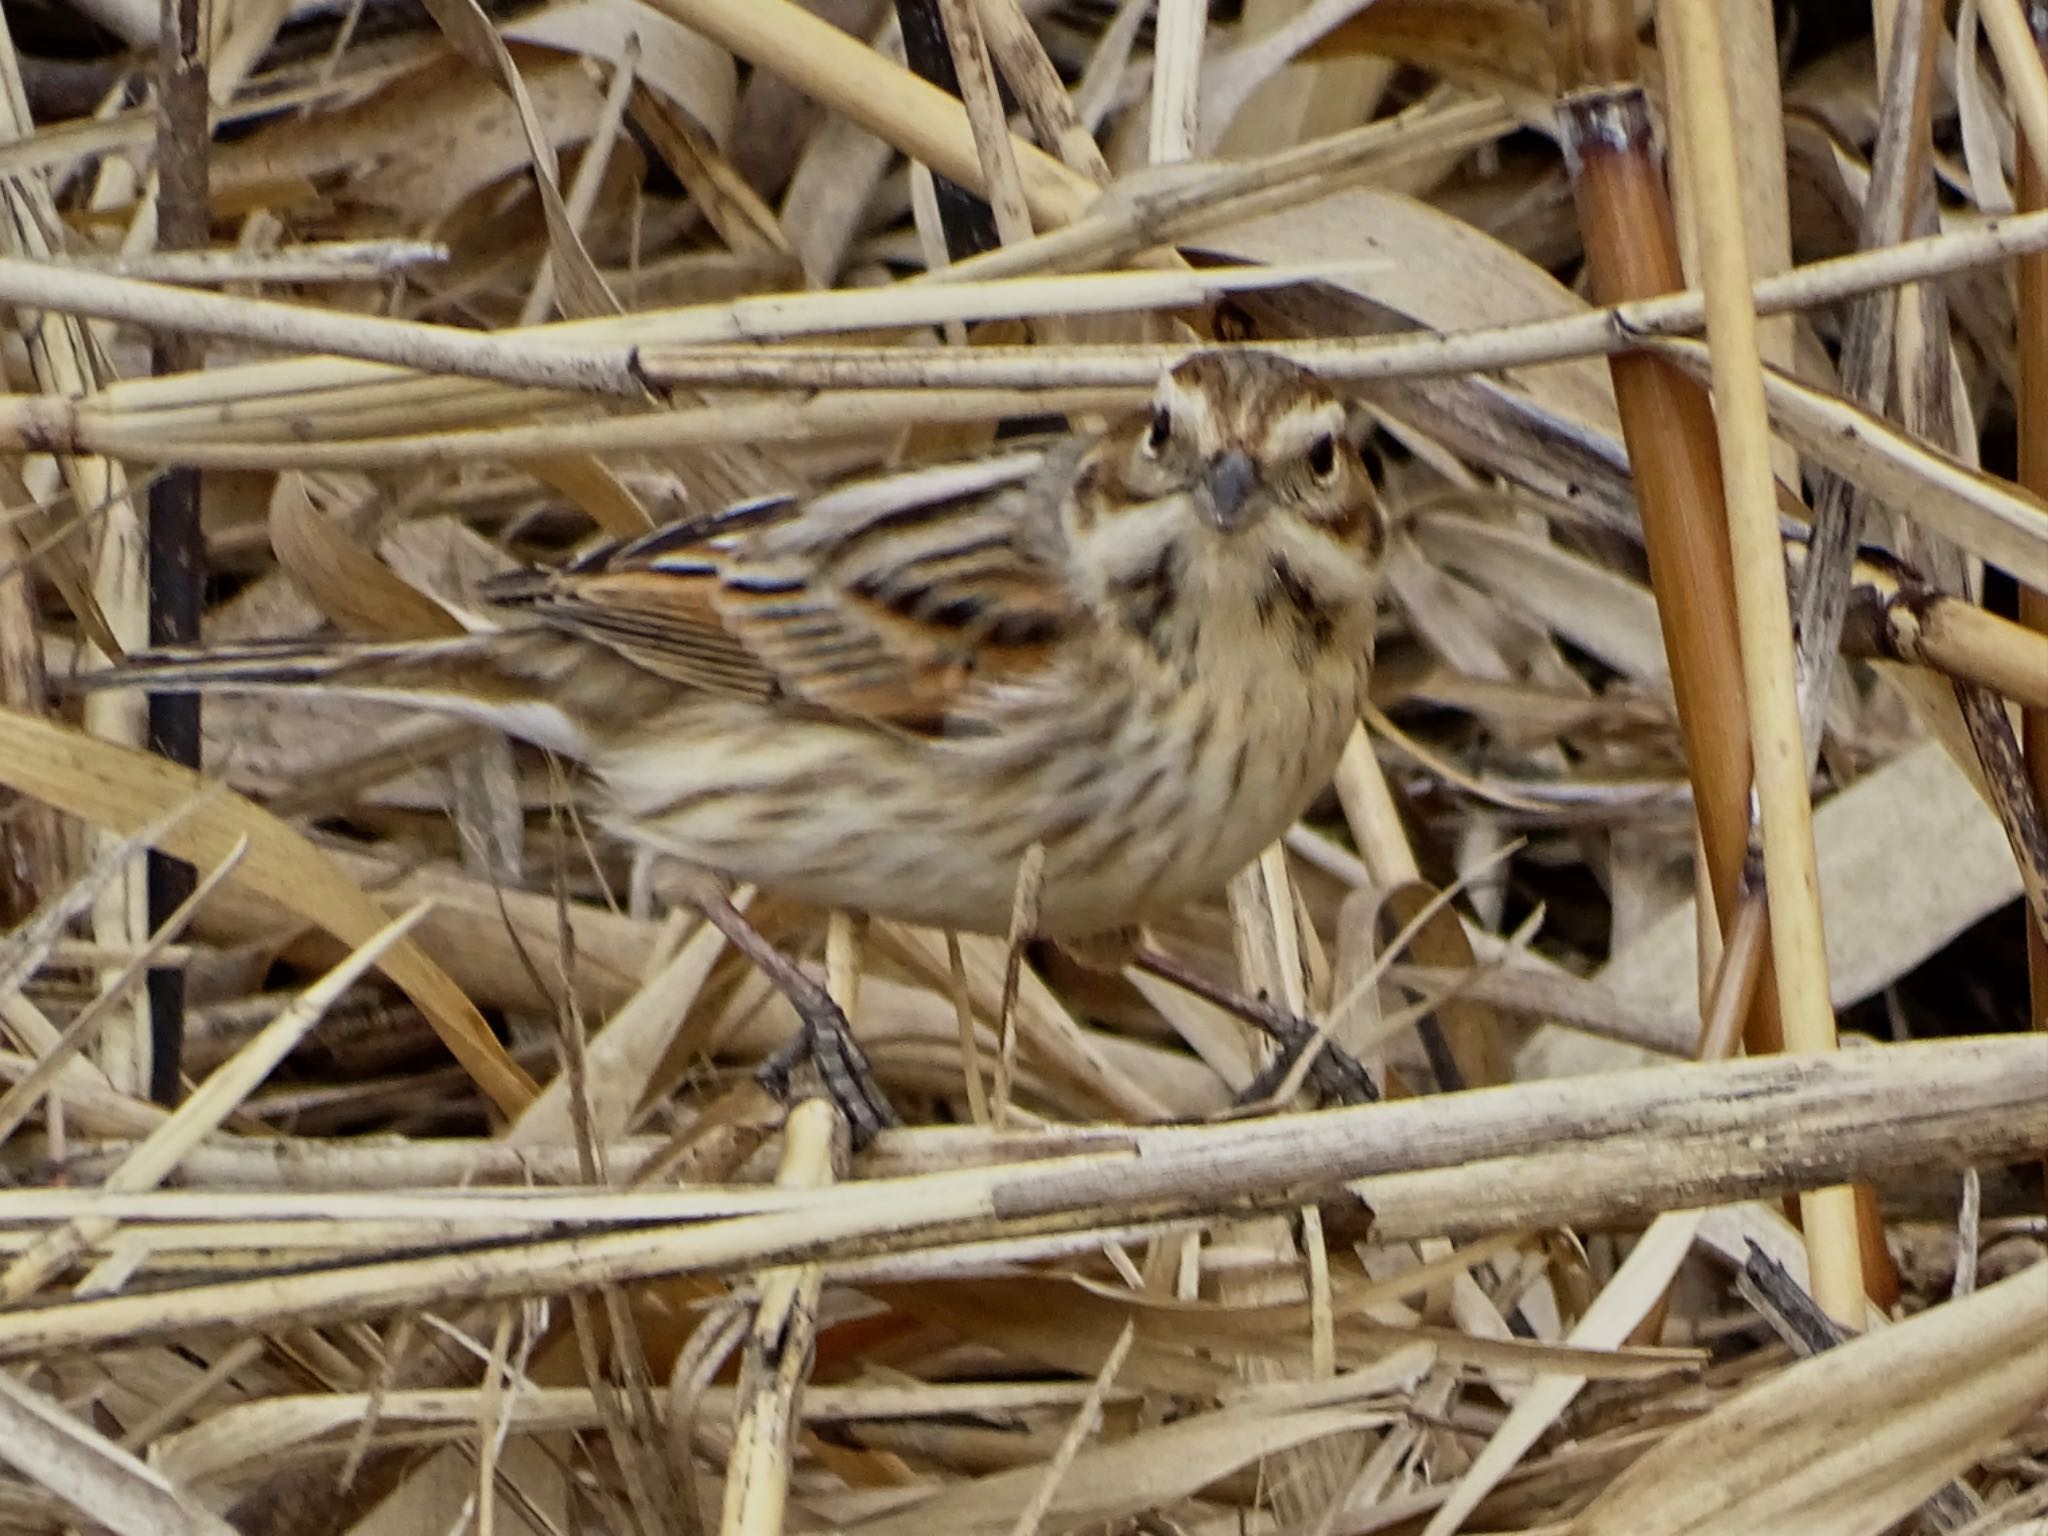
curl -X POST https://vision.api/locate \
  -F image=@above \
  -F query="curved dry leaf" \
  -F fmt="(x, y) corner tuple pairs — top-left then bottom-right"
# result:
(628, 83), (795, 263)
(212, 50), (603, 222)
(1784, 35), (1890, 146)
(1424, 1212), (1705, 1536)
(1201, 186), (1622, 436)
(189, 838), (665, 1023)
(507, 0), (738, 140)
(0, 707), (536, 1115)
(267, 475), (467, 641)
(416, 0), (619, 319)
(1528, 741), (2021, 1079)
(1570, 1265), (2048, 1536)
(844, 1402), (1387, 1535)
(1954, 0), (2017, 216)
(1053, 1271), (1697, 1379)
(1198, 0), (1383, 152)
(514, 454), (658, 536)
(1410, 512), (1670, 684)
(1782, 114), (1868, 264)
(873, 922), (1175, 1123)
(509, 907), (733, 1146)
(1305, 0), (1557, 119)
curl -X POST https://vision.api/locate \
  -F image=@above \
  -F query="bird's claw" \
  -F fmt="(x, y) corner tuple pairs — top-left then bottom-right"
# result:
(753, 1002), (900, 1149)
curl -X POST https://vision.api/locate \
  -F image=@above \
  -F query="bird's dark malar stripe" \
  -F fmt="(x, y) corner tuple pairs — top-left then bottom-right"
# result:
(1114, 545), (1180, 657)
(1268, 555), (1336, 647)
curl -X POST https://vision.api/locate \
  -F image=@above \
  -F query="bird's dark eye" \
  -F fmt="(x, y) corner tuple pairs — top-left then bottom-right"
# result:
(1145, 407), (1172, 454)
(1306, 433), (1338, 480)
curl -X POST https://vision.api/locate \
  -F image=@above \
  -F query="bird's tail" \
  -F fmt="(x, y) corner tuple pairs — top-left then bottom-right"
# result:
(68, 632), (599, 757)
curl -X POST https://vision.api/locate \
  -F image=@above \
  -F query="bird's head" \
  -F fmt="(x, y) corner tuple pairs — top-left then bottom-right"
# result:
(1065, 348), (1386, 667)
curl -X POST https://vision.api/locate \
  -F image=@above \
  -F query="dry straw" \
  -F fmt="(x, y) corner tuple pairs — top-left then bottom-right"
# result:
(0, 0), (2043, 1533)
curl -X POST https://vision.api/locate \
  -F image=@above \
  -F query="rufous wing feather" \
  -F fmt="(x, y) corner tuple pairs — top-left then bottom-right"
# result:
(486, 450), (1079, 733)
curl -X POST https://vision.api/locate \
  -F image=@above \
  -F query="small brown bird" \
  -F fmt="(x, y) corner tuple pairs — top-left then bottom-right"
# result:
(108, 349), (1387, 941)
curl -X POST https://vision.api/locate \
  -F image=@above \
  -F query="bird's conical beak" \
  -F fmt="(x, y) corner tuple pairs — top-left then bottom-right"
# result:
(1200, 450), (1257, 531)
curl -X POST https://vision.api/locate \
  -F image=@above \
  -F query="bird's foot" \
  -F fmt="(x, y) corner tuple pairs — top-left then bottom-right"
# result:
(1129, 944), (1379, 1108)
(690, 892), (900, 1147)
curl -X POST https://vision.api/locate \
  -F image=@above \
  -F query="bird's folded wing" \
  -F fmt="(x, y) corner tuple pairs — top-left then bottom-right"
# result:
(484, 450), (1078, 733)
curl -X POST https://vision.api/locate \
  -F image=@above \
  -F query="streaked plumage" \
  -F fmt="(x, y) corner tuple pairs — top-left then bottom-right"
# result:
(101, 350), (1387, 937)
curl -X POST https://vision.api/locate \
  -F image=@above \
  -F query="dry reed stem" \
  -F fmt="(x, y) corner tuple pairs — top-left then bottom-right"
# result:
(1423, 1210), (1704, 1536)
(0, 901), (430, 1302)
(2015, 0), (2048, 1074)
(0, 1038), (2034, 1357)
(70, 239), (447, 284)
(972, 0), (1112, 184)
(0, 836), (246, 1149)
(1555, 65), (1765, 1045)
(0, 1367), (237, 1536)
(1659, 0), (1864, 1322)
(1642, 333), (2048, 594)
(0, 9), (153, 1097)
(935, 0), (1035, 246)
(645, 0), (1096, 228)
(1573, 1263), (2048, 1535)
(721, 1097), (835, 1535)
(0, 206), (2039, 449)
(1786, 0), (1940, 758)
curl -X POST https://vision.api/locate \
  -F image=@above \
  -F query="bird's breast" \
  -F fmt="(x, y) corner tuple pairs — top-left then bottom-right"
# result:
(952, 639), (1364, 932)
(587, 642), (1365, 939)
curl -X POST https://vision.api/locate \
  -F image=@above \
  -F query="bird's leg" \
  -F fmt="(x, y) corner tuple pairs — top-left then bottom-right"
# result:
(690, 891), (900, 1147)
(1125, 943), (1380, 1108)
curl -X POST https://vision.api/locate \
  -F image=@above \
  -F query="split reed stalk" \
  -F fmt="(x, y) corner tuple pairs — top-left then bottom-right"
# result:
(1655, 0), (1864, 1324)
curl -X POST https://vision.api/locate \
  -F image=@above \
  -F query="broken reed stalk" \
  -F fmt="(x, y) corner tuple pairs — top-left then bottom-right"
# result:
(722, 1097), (837, 1535)
(1835, 558), (2048, 710)
(1655, 0), (1864, 1323)
(0, 1038), (2036, 1359)
(144, 0), (212, 1105)
(895, 0), (1005, 259)
(1786, 0), (1942, 759)
(1552, 0), (1776, 1356)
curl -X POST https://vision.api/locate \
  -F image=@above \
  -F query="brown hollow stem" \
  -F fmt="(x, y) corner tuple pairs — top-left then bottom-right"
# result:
(1551, 14), (1899, 1310)
(1557, 85), (1779, 1053)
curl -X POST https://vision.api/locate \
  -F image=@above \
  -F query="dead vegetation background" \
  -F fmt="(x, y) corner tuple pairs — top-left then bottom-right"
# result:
(0, 0), (2043, 1531)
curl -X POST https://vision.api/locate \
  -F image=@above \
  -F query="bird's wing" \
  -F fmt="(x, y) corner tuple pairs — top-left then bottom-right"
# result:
(483, 449), (1079, 732)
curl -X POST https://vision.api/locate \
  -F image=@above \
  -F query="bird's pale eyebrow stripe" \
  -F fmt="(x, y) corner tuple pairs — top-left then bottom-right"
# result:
(1160, 378), (1216, 432)
(1261, 404), (1346, 458)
